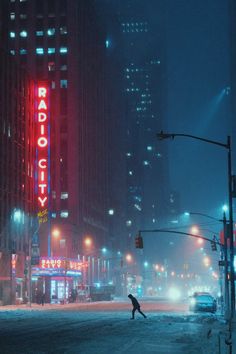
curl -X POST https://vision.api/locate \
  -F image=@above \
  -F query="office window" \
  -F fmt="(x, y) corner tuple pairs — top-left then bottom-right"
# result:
(20, 14), (27, 20)
(10, 12), (15, 20)
(48, 48), (55, 54)
(36, 48), (44, 54)
(10, 50), (15, 55)
(51, 81), (56, 89)
(60, 79), (67, 88)
(10, 32), (15, 38)
(60, 211), (69, 218)
(19, 30), (27, 37)
(61, 192), (68, 199)
(47, 28), (55, 36)
(60, 64), (67, 71)
(60, 47), (67, 54)
(60, 26), (67, 35)
(20, 48), (27, 55)
(48, 62), (55, 71)
(36, 30), (44, 36)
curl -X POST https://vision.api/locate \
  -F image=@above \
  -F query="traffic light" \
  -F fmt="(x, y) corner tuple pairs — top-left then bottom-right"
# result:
(135, 236), (143, 249)
(211, 241), (217, 251)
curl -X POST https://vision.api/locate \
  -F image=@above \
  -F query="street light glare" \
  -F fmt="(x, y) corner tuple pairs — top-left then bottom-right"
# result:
(222, 204), (228, 212)
(84, 237), (92, 247)
(52, 228), (60, 238)
(190, 226), (199, 235)
(13, 209), (23, 223)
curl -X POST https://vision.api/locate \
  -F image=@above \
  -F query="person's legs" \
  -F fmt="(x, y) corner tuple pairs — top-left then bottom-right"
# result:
(138, 308), (146, 318)
(131, 308), (136, 319)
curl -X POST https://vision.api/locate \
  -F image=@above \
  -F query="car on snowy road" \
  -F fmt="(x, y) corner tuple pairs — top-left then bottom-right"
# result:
(189, 293), (217, 313)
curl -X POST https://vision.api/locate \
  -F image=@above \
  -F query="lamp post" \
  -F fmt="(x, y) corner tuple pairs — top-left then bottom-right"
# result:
(157, 131), (235, 317)
(184, 210), (230, 318)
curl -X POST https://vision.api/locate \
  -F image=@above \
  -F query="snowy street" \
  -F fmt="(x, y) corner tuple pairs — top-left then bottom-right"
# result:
(0, 299), (229, 354)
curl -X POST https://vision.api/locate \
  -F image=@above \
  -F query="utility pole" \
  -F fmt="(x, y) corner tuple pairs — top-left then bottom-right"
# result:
(223, 212), (230, 320)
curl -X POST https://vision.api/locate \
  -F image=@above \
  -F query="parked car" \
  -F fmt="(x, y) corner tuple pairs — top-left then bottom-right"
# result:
(189, 293), (217, 313)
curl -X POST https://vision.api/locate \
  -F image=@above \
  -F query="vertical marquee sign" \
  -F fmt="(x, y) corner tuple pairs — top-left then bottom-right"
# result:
(36, 83), (50, 211)
(34, 82), (50, 260)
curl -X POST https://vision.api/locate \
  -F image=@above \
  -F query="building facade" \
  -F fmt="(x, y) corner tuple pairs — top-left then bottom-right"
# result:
(0, 1), (35, 304)
(2, 0), (113, 303)
(110, 0), (170, 254)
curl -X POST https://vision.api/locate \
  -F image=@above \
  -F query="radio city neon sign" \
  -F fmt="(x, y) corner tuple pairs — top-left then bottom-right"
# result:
(36, 84), (49, 209)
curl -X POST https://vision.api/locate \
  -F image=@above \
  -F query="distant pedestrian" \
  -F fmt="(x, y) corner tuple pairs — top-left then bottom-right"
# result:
(41, 292), (45, 306)
(128, 294), (147, 319)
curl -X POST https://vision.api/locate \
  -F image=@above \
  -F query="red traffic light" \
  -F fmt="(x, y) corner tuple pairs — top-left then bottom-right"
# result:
(135, 236), (143, 249)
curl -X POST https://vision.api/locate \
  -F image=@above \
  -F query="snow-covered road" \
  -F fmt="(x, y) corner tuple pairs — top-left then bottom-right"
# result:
(0, 300), (228, 354)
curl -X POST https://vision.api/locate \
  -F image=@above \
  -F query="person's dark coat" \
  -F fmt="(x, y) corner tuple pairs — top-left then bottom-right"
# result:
(128, 294), (140, 308)
(128, 294), (147, 319)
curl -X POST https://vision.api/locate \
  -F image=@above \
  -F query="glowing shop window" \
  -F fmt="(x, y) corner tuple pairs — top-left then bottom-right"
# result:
(10, 32), (15, 38)
(60, 211), (69, 218)
(59, 47), (67, 54)
(20, 31), (27, 37)
(47, 28), (55, 36)
(48, 48), (55, 54)
(61, 192), (68, 200)
(36, 48), (44, 55)
(20, 48), (27, 55)
(60, 80), (67, 88)
(51, 213), (56, 219)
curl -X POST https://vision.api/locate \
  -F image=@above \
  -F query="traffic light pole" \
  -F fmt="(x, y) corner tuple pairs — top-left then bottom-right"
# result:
(156, 132), (235, 318)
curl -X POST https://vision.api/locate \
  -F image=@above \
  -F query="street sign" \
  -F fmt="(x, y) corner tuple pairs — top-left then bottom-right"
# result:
(219, 260), (229, 267)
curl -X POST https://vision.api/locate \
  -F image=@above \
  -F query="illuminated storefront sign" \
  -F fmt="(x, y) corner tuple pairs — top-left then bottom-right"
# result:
(36, 84), (50, 210)
(39, 257), (87, 271)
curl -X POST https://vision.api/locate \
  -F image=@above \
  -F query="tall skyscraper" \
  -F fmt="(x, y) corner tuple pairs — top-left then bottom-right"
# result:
(0, 1), (35, 304)
(2, 0), (112, 303)
(106, 0), (171, 258)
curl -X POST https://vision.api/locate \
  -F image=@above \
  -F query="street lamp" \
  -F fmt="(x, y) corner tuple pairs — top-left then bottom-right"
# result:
(157, 131), (235, 316)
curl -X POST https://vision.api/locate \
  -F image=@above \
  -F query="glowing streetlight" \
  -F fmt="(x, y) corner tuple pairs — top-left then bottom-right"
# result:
(125, 253), (133, 263)
(157, 131), (235, 315)
(190, 226), (199, 234)
(13, 209), (23, 223)
(108, 209), (114, 215)
(84, 236), (92, 248)
(222, 204), (228, 213)
(197, 238), (204, 245)
(52, 228), (60, 238)
(203, 256), (210, 267)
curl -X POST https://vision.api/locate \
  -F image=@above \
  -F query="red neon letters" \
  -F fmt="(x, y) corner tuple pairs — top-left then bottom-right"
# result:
(36, 85), (49, 209)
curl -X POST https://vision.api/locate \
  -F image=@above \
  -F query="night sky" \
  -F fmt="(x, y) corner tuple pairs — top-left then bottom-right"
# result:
(165, 0), (231, 218)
